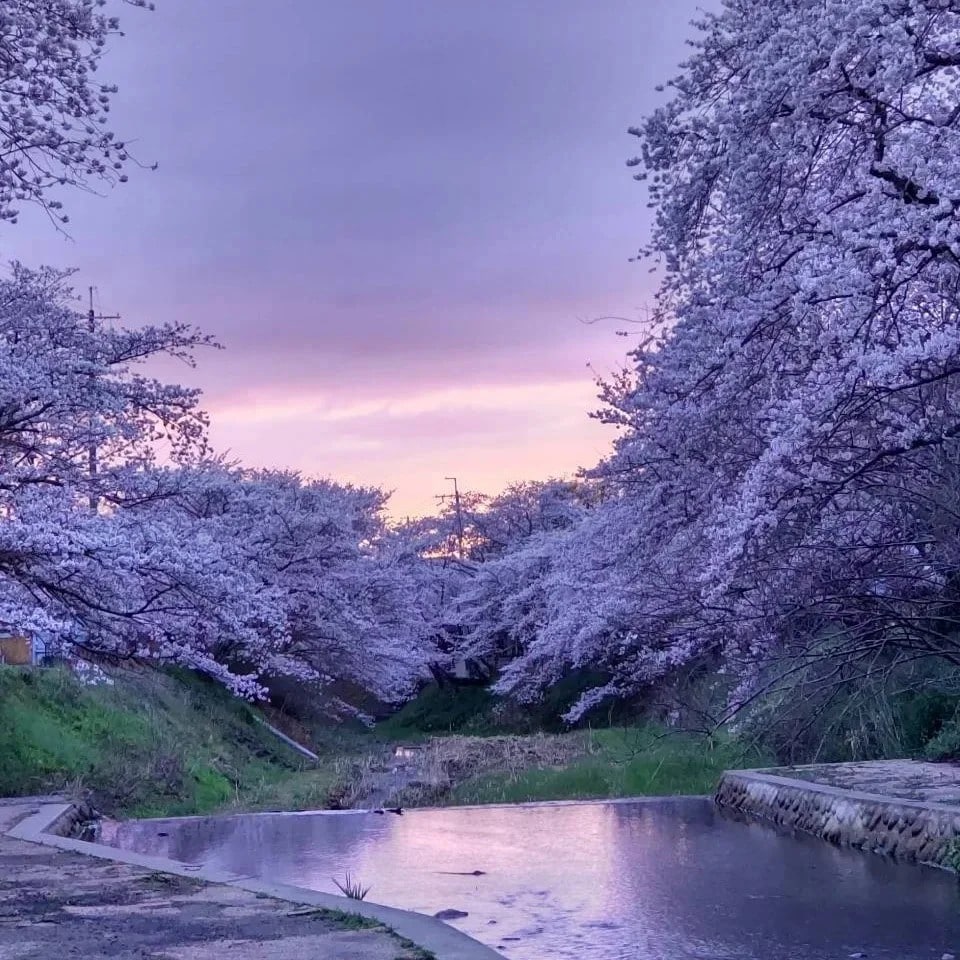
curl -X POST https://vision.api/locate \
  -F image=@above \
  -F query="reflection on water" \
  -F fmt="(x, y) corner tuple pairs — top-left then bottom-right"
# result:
(103, 798), (960, 960)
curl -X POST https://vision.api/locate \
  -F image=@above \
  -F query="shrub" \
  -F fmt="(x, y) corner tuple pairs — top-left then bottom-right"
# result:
(924, 718), (960, 762)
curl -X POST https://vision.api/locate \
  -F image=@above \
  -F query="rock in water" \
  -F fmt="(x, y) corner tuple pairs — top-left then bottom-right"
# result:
(434, 909), (469, 921)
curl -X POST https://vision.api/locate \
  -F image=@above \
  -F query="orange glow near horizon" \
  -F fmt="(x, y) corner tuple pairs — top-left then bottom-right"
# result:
(204, 376), (615, 517)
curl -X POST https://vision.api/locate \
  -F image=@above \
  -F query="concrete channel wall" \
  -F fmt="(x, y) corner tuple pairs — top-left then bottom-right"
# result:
(716, 770), (960, 869)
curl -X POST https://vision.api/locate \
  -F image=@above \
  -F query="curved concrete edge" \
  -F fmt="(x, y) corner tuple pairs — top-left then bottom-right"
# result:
(6, 802), (503, 960)
(99, 792), (712, 827)
(716, 769), (960, 871)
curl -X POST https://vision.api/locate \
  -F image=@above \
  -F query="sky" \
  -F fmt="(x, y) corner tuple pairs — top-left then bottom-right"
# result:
(15, 0), (705, 516)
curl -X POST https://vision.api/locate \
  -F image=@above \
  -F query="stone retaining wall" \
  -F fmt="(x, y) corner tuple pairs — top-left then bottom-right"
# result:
(35, 801), (99, 839)
(716, 770), (960, 870)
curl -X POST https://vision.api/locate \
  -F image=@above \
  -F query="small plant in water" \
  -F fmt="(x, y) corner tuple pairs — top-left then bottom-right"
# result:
(333, 871), (371, 900)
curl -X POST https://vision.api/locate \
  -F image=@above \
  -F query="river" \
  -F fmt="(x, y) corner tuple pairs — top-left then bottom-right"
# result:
(103, 797), (960, 960)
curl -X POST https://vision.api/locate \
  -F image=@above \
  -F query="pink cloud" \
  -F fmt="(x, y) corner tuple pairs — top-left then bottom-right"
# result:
(206, 377), (614, 516)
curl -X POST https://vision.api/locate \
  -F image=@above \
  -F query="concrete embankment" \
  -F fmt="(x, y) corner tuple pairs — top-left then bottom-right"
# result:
(716, 760), (960, 869)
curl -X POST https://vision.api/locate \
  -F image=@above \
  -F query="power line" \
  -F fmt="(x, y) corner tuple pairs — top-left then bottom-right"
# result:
(88, 286), (119, 330)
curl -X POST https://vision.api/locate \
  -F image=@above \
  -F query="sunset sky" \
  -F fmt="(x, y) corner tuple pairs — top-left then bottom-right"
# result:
(15, 0), (704, 516)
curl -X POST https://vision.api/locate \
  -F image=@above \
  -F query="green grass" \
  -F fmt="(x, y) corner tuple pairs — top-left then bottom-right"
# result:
(446, 725), (770, 805)
(923, 715), (960, 761)
(297, 907), (381, 930)
(375, 683), (497, 737)
(393, 935), (437, 960)
(0, 666), (768, 817)
(0, 664), (336, 817)
(375, 671), (634, 739)
(296, 908), (436, 957)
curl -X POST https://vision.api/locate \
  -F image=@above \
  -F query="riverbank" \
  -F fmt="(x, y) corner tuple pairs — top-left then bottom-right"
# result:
(0, 665), (338, 818)
(0, 665), (769, 817)
(333, 727), (768, 810)
(0, 799), (437, 960)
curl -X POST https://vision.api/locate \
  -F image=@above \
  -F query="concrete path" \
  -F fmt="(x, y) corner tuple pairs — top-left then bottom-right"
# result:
(0, 801), (428, 960)
(777, 759), (960, 805)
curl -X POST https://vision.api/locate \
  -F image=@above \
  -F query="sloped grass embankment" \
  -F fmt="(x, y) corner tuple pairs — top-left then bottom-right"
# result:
(0, 665), (335, 817)
(0, 666), (766, 817)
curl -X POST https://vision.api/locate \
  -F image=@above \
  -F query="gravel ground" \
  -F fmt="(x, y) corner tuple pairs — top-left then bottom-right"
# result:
(0, 803), (430, 960)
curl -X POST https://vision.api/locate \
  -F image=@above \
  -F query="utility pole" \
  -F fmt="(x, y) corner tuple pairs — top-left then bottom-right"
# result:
(86, 286), (120, 511)
(436, 476), (465, 559)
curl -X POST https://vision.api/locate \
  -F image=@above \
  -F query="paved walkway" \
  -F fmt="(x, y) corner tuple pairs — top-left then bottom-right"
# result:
(0, 802), (429, 960)
(776, 759), (960, 805)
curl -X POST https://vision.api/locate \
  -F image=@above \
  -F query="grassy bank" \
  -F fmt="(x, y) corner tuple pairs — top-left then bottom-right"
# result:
(0, 666), (766, 817)
(370, 682), (769, 806)
(445, 727), (768, 805)
(0, 665), (337, 817)
(313, 727), (770, 810)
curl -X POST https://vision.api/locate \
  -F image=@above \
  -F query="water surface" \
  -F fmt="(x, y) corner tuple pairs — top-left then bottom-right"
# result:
(104, 798), (960, 960)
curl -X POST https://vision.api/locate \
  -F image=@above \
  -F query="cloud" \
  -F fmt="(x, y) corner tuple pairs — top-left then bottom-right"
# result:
(209, 378), (598, 426)
(205, 375), (613, 515)
(9, 0), (704, 510)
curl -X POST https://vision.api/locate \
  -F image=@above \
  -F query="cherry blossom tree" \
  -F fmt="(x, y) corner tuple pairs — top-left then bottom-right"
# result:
(0, 271), (436, 703)
(493, 0), (960, 721)
(0, 265), (300, 694)
(460, 479), (597, 563)
(0, 263), (212, 495)
(0, 0), (155, 226)
(0, 4), (441, 707)
(432, 480), (599, 681)
(452, 531), (564, 672)
(165, 464), (438, 708)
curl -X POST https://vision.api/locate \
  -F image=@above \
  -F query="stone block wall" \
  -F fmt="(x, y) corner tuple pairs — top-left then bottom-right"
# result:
(715, 770), (960, 870)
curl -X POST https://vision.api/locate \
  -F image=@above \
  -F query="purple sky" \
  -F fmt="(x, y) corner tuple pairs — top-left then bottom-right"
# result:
(18, 0), (705, 515)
